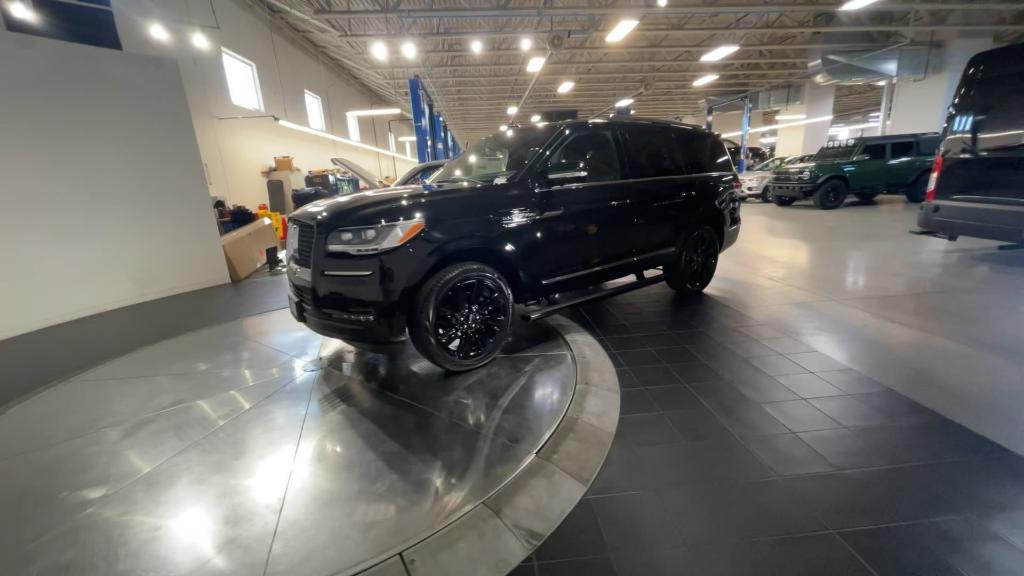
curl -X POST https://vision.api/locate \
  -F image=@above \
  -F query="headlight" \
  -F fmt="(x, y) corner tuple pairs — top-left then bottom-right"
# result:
(326, 218), (425, 255)
(798, 171), (812, 180)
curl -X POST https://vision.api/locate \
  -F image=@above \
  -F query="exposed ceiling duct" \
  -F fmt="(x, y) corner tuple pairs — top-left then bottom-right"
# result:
(808, 45), (933, 85)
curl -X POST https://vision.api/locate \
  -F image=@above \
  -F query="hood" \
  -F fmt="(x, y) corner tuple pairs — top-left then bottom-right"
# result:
(290, 185), (431, 227)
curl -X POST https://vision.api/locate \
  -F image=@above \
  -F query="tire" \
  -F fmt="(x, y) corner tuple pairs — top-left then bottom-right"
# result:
(854, 192), (878, 202)
(773, 195), (796, 206)
(813, 180), (848, 210)
(761, 187), (774, 203)
(408, 262), (514, 372)
(665, 226), (720, 294)
(905, 173), (928, 203)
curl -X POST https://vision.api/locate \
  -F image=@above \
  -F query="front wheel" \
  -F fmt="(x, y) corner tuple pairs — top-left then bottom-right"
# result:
(813, 180), (848, 210)
(408, 262), (514, 372)
(761, 187), (774, 203)
(666, 226), (720, 294)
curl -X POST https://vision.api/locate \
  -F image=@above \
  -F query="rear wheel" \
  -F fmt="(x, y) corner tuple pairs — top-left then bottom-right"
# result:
(905, 173), (928, 203)
(813, 180), (848, 210)
(666, 226), (720, 294)
(773, 195), (796, 206)
(854, 192), (878, 202)
(408, 262), (513, 372)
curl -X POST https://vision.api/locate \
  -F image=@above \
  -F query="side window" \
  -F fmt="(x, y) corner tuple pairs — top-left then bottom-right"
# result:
(674, 130), (710, 174)
(862, 143), (886, 160)
(707, 138), (735, 173)
(545, 131), (621, 183)
(889, 141), (914, 159)
(624, 126), (688, 178)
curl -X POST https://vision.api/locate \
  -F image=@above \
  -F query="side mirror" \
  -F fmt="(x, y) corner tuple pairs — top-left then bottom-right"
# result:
(853, 154), (870, 161)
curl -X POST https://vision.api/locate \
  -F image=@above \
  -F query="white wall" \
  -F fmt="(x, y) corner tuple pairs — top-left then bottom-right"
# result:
(775, 82), (835, 156)
(112, 0), (417, 208)
(889, 36), (994, 135)
(0, 32), (229, 339)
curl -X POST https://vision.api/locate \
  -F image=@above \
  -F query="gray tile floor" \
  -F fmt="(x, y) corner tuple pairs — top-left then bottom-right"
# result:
(519, 198), (1024, 576)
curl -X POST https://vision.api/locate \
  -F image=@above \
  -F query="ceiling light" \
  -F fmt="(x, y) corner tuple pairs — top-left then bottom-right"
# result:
(556, 80), (575, 94)
(615, 98), (634, 108)
(657, 0), (668, 6)
(700, 45), (740, 62)
(347, 108), (402, 117)
(506, 129), (514, 137)
(531, 114), (541, 122)
(526, 56), (546, 73)
(7, 1), (39, 23)
(721, 115), (834, 137)
(605, 19), (639, 43)
(499, 124), (508, 131)
(507, 106), (518, 115)
(370, 41), (388, 61)
(470, 39), (483, 54)
(190, 31), (210, 50)
(148, 22), (172, 43)
(839, 0), (881, 10)
(692, 73), (719, 87)
(397, 136), (417, 142)
(775, 113), (806, 120)
(400, 41), (417, 60)
(520, 37), (533, 51)
(873, 79), (889, 86)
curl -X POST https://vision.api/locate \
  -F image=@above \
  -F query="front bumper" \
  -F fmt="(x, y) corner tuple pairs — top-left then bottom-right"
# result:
(917, 200), (1024, 244)
(769, 182), (815, 198)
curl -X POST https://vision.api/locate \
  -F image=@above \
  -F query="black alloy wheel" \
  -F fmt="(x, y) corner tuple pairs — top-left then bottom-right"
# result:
(813, 179), (848, 210)
(409, 262), (513, 371)
(666, 226), (720, 293)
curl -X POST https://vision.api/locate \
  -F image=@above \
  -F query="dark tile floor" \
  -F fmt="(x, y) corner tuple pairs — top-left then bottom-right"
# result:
(514, 284), (1024, 576)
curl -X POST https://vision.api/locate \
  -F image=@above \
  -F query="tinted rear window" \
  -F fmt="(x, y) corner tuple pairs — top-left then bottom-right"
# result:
(946, 45), (1024, 153)
(623, 125), (689, 178)
(673, 128), (733, 174)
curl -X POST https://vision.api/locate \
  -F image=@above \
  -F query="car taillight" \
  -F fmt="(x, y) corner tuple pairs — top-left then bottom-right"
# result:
(733, 178), (742, 193)
(925, 154), (943, 203)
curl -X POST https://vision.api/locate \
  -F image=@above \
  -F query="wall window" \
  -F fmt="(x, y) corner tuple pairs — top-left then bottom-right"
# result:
(304, 90), (326, 131)
(221, 48), (263, 111)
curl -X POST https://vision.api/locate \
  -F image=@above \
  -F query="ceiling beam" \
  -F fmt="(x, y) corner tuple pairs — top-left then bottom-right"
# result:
(310, 3), (1019, 19)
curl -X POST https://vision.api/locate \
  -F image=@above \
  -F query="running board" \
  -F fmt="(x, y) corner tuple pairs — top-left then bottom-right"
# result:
(520, 273), (666, 322)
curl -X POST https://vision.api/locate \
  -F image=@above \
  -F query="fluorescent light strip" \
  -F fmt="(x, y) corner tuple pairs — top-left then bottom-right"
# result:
(775, 113), (806, 120)
(839, 0), (881, 10)
(397, 136), (417, 142)
(615, 98), (634, 107)
(692, 74), (719, 87)
(526, 56), (546, 73)
(721, 115), (834, 137)
(277, 119), (417, 162)
(700, 45), (740, 62)
(829, 122), (878, 132)
(605, 19), (639, 43)
(557, 80), (575, 93)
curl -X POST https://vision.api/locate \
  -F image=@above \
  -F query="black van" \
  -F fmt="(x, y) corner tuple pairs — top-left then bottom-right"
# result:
(917, 42), (1024, 244)
(286, 118), (741, 370)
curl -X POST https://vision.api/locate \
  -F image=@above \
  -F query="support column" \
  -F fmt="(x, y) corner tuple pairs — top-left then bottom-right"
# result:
(888, 35), (993, 135)
(774, 81), (835, 157)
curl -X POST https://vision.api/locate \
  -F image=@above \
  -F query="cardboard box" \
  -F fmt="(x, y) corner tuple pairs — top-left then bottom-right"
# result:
(274, 156), (295, 171)
(221, 217), (279, 282)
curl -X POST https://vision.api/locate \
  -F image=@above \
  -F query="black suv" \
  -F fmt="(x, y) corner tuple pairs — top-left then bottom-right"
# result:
(286, 118), (741, 370)
(917, 42), (1024, 245)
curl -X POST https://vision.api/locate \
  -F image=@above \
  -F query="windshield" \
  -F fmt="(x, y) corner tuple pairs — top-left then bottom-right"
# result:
(431, 125), (558, 185)
(814, 141), (858, 162)
(753, 158), (784, 172)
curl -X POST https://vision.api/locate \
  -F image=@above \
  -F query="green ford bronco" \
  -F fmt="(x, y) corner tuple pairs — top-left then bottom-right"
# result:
(769, 133), (941, 210)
